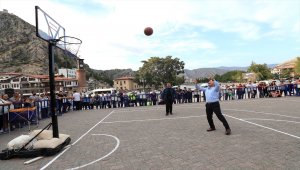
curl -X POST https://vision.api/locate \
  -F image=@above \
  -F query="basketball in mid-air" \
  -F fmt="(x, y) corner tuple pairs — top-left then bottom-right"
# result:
(144, 27), (153, 36)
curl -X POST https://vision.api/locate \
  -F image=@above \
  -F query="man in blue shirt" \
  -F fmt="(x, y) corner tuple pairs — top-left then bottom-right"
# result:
(195, 79), (231, 135)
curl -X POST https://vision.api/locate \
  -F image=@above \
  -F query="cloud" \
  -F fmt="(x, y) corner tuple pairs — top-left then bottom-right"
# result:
(1, 0), (299, 71)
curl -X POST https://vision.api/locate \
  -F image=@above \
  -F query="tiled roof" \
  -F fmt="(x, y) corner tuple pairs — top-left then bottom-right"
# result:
(115, 76), (135, 80)
(29, 75), (49, 79)
(0, 72), (23, 76)
(275, 58), (297, 69)
(55, 77), (77, 81)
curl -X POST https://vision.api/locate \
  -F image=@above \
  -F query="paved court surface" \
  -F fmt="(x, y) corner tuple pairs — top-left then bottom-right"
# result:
(0, 97), (300, 170)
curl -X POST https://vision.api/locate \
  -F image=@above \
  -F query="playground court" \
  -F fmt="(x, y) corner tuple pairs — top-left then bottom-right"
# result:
(0, 97), (300, 170)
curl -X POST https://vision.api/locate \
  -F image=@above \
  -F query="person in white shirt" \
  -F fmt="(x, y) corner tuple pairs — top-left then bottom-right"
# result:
(246, 81), (257, 98)
(73, 90), (81, 110)
(246, 81), (253, 99)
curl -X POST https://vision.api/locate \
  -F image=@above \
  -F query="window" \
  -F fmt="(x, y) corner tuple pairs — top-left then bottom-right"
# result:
(124, 81), (126, 84)
(29, 78), (35, 81)
(12, 78), (19, 82)
(21, 77), (27, 82)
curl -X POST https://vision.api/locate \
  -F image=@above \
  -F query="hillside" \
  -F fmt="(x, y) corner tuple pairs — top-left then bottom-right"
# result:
(184, 68), (229, 79)
(184, 64), (278, 79)
(0, 11), (133, 85)
(0, 11), (80, 74)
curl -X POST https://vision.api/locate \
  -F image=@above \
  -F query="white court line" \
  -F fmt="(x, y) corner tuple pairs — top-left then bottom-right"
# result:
(225, 114), (300, 140)
(275, 98), (300, 102)
(40, 110), (115, 170)
(115, 105), (204, 113)
(243, 118), (300, 124)
(219, 97), (300, 104)
(224, 109), (300, 119)
(67, 134), (120, 170)
(116, 107), (164, 113)
(102, 115), (206, 124)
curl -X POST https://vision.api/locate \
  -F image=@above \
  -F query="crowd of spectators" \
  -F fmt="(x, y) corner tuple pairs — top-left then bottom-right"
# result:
(1, 78), (299, 133)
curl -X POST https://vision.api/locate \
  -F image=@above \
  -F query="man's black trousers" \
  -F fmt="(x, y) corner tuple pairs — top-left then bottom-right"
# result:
(205, 101), (230, 129)
(165, 100), (173, 114)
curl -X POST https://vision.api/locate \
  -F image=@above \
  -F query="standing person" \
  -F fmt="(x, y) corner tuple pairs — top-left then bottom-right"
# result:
(72, 90), (81, 110)
(150, 91), (157, 105)
(161, 83), (176, 116)
(195, 79), (231, 135)
(9, 92), (23, 109)
(93, 93), (100, 109)
(40, 93), (49, 118)
(236, 83), (244, 99)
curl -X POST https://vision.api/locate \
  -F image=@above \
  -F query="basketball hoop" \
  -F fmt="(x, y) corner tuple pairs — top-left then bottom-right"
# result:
(56, 36), (82, 57)
(34, 6), (83, 140)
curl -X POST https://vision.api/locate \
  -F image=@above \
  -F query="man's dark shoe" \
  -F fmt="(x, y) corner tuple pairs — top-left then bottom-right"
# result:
(225, 129), (231, 135)
(207, 128), (216, 132)
(166, 113), (169, 116)
(170, 113), (173, 115)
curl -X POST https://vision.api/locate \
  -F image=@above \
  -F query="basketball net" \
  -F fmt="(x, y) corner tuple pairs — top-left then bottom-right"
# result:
(56, 36), (82, 57)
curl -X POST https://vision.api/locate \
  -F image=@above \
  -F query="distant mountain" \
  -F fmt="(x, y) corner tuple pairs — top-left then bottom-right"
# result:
(184, 64), (278, 79)
(216, 66), (248, 71)
(266, 64), (278, 68)
(217, 64), (277, 71)
(91, 68), (136, 81)
(184, 68), (229, 79)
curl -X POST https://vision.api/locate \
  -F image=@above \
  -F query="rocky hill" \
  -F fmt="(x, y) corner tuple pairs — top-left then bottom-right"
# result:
(0, 10), (79, 74)
(0, 11), (133, 85)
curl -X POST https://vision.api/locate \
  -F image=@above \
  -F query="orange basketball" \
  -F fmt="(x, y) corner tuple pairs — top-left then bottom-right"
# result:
(144, 27), (153, 36)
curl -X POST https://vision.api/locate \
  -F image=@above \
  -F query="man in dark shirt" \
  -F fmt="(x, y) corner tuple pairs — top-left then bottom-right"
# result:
(161, 83), (176, 116)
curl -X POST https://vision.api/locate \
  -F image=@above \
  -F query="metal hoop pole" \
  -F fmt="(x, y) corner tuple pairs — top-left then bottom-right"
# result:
(48, 41), (59, 138)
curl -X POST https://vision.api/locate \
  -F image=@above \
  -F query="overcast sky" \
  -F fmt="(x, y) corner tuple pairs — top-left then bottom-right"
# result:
(1, 0), (299, 71)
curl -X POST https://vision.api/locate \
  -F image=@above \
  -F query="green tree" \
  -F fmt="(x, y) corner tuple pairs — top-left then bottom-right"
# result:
(15, 67), (22, 73)
(196, 77), (209, 83)
(294, 57), (300, 77)
(281, 68), (293, 79)
(247, 62), (272, 80)
(175, 76), (185, 86)
(215, 70), (245, 82)
(214, 74), (222, 81)
(136, 56), (185, 89)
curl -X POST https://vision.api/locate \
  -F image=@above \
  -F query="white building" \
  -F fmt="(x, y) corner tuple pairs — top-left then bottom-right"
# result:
(58, 68), (77, 78)
(0, 73), (78, 95)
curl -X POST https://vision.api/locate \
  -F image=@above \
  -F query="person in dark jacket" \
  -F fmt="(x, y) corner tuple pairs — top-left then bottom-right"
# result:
(161, 83), (176, 116)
